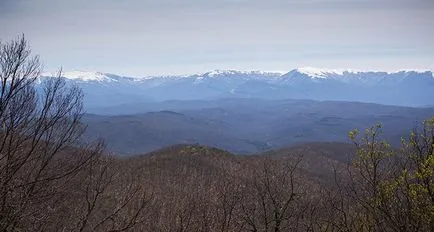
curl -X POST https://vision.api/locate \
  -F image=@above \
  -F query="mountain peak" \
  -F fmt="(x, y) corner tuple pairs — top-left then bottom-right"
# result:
(295, 67), (357, 78)
(203, 69), (283, 78)
(62, 71), (115, 82)
(41, 68), (433, 83)
(292, 67), (432, 79)
(41, 70), (117, 82)
(205, 69), (240, 77)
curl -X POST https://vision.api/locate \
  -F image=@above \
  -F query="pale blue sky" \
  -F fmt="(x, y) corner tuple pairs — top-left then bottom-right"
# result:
(1, 0), (433, 76)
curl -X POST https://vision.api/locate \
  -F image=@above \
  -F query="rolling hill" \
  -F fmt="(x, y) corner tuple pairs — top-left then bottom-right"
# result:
(83, 99), (434, 155)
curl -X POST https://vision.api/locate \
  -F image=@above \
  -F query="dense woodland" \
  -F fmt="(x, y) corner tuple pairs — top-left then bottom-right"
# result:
(1, 36), (433, 232)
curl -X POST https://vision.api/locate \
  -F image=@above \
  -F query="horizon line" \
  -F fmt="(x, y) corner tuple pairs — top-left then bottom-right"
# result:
(41, 67), (434, 79)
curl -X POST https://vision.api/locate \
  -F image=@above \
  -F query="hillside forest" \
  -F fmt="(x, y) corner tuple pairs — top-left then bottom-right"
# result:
(1, 37), (433, 232)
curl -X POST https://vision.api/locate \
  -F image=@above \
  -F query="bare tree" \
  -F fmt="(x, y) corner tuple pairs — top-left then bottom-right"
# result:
(0, 35), (98, 231)
(239, 157), (305, 232)
(213, 175), (243, 232)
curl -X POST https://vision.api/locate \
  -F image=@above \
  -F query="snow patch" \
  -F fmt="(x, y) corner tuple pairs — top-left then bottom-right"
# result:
(296, 67), (360, 78)
(205, 69), (284, 78)
(42, 71), (118, 82)
(41, 68), (433, 83)
(63, 71), (116, 82)
(295, 67), (432, 79)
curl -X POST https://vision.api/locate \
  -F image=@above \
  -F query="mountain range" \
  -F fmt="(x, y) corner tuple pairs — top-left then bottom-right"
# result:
(82, 99), (434, 155)
(41, 67), (434, 113)
(38, 68), (434, 155)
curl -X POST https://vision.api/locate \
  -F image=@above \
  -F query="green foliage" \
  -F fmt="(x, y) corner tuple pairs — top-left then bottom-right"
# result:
(346, 119), (434, 231)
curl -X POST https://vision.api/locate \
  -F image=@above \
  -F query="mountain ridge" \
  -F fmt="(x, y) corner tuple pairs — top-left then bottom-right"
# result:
(40, 68), (434, 109)
(83, 99), (434, 155)
(42, 68), (433, 82)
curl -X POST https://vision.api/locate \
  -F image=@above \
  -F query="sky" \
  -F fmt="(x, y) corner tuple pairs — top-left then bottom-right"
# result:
(1, 0), (433, 76)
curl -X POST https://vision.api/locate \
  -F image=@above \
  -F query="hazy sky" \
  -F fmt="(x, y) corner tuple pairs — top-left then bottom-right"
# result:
(1, 0), (433, 76)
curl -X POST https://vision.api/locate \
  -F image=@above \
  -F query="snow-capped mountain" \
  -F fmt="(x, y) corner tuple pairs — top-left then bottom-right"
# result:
(41, 71), (140, 82)
(40, 68), (434, 111)
(42, 68), (433, 83)
(59, 71), (114, 82)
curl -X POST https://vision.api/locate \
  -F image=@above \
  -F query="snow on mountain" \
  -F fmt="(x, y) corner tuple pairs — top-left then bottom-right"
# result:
(37, 68), (434, 110)
(41, 71), (147, 83)
(206, 69), (243, 77)
(295, 67), (356, 78)
(204, 69), (284, 78)
(63, 71), (113, 82)
(294, 67), (433, 79)
(41, 71), (113, 82)
(42, 68), (433, 83)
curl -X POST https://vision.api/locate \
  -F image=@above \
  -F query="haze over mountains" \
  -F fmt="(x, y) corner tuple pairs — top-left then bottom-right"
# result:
(82, 99), (434, 155)
(42, 67), (434, 112)
(40, 68), (434, 155)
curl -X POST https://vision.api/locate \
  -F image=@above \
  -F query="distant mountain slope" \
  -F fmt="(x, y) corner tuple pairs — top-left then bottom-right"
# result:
(83, 110), (266, 154)
(83, 99), (434, 155)
(41, 68), (434, 111)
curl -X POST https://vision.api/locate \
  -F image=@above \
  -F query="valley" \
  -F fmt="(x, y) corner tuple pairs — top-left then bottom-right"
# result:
(83, 98), (434, 155)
